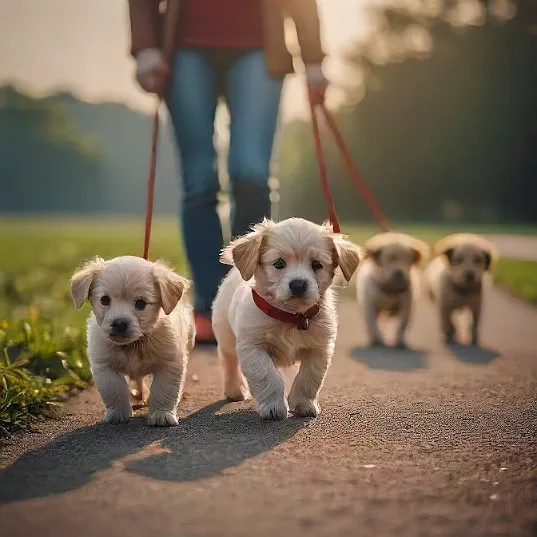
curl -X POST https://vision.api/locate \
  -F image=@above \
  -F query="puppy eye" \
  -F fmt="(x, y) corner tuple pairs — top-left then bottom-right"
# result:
(100, 295), (111, 306)
(311, 260), (323, 272)
(273, 258), (286, 270)
(135, 299), (147, 311)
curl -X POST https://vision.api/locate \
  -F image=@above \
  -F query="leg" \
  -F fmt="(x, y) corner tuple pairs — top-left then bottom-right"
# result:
(237, 341), (288, 420)
(469, 296), (482, 346)
(226, 50), (283, 237)
(440, 300), (456, 344)
(288, 348), (332, 418)
(92, 367), (132, 424)
(364, 301), (383, 347)
(220, 347), (251, 401)
(167, 50), (227, 316)
(147, 360), (186, 426)
(395, 297), (412, 348)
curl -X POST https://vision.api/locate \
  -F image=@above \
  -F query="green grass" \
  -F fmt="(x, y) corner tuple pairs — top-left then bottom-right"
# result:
(494, 258), (537, 305)
(0, 217), (535, 435)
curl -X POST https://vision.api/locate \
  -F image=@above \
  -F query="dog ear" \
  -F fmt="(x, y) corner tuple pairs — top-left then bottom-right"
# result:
(333, 236), (362, 282)
(220, 219), (275, 281)
(154, 261), (191, 315)
(443, 247), (455, 265)
(483, 250), (492, 271)
(367, 248), (383, 265)
(70, 257), (106, 310)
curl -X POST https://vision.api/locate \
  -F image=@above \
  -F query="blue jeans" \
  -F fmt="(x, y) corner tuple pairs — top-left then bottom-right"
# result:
(167, 49), (283, 315)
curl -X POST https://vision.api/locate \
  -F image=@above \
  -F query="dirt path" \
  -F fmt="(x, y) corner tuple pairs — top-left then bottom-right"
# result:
(1, 288), (536, 537)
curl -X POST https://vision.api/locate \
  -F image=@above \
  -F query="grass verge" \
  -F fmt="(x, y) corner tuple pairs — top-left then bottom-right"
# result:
(494, 258), (537, 305)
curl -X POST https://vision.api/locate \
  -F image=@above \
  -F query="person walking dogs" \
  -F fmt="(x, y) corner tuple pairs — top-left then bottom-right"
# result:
(128, 0), (328, 343)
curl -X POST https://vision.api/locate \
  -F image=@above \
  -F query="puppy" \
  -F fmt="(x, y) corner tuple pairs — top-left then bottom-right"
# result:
(70, 255), (194, 426)
(356, 232), (430, 348)
(212, 218), (361, 420)
(425, 233), (498, 345)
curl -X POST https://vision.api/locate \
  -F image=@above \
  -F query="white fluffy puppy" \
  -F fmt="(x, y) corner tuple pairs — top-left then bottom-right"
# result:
(425, 233), (498, 346)
(356, 232), (430, 348)
(70, 255), (194, 426)
(212, 218), (361, 421)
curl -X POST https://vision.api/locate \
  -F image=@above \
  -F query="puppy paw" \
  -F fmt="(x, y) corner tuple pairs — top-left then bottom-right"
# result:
(395, 338), (408, 350)
(147, 410), (179, 427)
(290, 397), (320, 418)
(258, 398), (289, 421)
(103, 408), (132, 424)
(225, 380), (251, 402)
(371, 337), (385, 348)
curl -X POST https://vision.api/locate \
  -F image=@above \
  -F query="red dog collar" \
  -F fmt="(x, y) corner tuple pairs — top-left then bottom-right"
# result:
(251, 289), (320, 331)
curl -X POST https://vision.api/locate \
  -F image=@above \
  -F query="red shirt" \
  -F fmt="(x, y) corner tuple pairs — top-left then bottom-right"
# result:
(179, 0), (264, 48)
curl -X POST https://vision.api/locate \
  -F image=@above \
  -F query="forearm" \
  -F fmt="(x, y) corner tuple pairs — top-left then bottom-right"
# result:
(280, 0), (325, 66)
(128, 0), (161, 56)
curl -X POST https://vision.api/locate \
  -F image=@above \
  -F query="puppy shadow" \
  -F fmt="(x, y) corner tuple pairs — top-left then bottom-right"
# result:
(447, 343), (501, 365)
(351, 344), (427, 371)
(0, 401), (306, 503)
(125, 401), (307, 482)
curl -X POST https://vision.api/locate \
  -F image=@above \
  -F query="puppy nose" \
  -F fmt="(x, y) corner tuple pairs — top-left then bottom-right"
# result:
(392, 269), (407, 285)
(289, 279), (308, 297)
(110, 318), (129, 336)
(464, 271), (476, 283)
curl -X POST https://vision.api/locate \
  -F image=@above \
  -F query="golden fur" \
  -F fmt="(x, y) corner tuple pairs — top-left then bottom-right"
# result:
(70, 255), (194, 426)
(213, 218), (362, 420)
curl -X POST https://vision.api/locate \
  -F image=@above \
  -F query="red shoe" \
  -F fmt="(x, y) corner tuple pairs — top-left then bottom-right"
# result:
(194, 312), (217, 345)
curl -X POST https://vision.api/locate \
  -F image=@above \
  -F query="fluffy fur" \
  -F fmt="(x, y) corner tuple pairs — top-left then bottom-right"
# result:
(212, 218), (362, 420)
(70, 255), (194, 426)
(356, 232), (430, 348)
(425, 233), (498, 345)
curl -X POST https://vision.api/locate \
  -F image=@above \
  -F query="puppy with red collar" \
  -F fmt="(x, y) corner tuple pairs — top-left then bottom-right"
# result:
(212, 218), (361, 420)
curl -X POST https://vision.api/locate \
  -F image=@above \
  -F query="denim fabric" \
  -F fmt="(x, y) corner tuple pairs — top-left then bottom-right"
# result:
(167, 48), (283, 314)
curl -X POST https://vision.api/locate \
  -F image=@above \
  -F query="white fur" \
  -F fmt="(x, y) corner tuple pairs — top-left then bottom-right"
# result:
(70, 256), (194, 426)
(213, 218), (362, 420)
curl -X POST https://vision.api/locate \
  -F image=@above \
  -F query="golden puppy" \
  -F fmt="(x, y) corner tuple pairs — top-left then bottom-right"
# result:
(425, 233), (498, 345)
(356, 232), (430, 348)
(212, 218), (361, 420)
(70, 256), (194, 426)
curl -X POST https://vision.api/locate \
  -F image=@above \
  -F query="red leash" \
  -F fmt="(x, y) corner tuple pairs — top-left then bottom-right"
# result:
(309, 98), (390, 234)
(142, 100), (161, 261)
(142, 0), (181, 261)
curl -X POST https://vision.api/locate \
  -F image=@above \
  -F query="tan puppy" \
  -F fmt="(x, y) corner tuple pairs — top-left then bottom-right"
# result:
(70, 256), (194, 426)
(356, 232), (430, 348)
(212, 218), (361, 420)
(425, 233), (498, 345)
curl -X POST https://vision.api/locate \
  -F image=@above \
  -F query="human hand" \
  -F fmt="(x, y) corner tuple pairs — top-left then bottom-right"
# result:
(306, 63), (328, 106)
(135, 48), (169, 95)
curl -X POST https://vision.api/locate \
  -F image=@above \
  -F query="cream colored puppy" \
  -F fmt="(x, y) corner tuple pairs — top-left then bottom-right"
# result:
(212, 218), (361, 421)
(356, 232), (430, 348)
(425, 233), (498, 345)
(70, 256), (194, 426)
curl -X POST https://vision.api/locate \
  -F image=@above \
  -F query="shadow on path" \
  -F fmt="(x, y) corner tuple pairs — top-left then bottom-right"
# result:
(351, 345), (428, 371)
(447, 343), (501, 365)
(0, 401), (306, 503)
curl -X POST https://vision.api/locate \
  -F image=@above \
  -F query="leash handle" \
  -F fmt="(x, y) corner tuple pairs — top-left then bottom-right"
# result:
(142, 0), (181, 260)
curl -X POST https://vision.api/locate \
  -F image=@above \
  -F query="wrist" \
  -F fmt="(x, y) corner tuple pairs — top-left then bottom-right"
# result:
(136, 48), (164, 72)
(305, 63), (325, 84)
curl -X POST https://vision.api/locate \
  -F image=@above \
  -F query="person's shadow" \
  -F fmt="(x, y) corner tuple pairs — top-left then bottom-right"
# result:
(351, 344), (428, 371)
(0, 400), (306, 503)
(447, 343), (501, 365)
